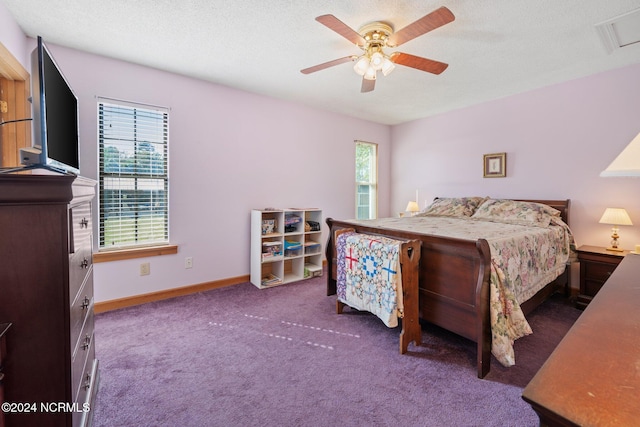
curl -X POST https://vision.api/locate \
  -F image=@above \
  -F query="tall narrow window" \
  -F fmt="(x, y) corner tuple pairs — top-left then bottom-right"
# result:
(355, 141), (377, 219)
(98, 100), (169, 249)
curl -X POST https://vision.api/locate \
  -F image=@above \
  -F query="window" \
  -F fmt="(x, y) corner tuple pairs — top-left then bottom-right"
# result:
(98, 100), (169, 249)
(355, 141), (377, 219)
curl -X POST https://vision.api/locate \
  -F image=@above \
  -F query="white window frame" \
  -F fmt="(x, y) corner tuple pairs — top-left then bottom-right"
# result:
(97, 98), (169, 250)
(355, 141), (378, 219)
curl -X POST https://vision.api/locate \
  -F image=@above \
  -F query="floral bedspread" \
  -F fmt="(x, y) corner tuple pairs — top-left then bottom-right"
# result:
(340, 215), (574, 367)
(336, 232), (403, 328)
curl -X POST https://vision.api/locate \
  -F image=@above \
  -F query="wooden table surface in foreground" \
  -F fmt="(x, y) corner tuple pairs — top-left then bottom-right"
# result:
(522, 253), (640, 426)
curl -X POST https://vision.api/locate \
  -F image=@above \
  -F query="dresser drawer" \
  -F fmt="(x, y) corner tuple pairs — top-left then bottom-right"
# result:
(583, 261), (616, 282)
(69, 201), (93, 305)
(70, 275), (94, 353)
(70, 202), (92, 253)
(73, 358), (98, 427)
(69, 248), (92, 304)
(71, 314), (94, 401)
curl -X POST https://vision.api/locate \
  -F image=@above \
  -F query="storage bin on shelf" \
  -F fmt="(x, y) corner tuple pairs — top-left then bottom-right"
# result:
(262, 240), (283, 260)
(304, 263), (322, 278)
(284, 240), (303, 257)
(284, 213), (303, 233)
(304, 241), (321, 255)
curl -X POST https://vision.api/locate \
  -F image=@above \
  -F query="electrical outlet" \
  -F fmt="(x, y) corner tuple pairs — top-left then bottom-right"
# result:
(185, 257), (193, 269)
(140, 262), (150, 276)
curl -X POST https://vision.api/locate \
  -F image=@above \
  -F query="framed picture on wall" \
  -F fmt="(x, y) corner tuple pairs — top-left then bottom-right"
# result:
(483, 152), (506, 178)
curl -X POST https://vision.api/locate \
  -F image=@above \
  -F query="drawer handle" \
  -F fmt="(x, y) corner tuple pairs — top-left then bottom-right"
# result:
(80, 258), (89, 269)
(80, 217), (89, 228)
(82, 334), (91, 350)
(81, 297), (90, 310)
(83, 373), (92, 390)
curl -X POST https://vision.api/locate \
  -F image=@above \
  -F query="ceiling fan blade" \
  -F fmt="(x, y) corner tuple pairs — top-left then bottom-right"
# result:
(301, 56), (355, 74)
(316, 14), (366, 46)
(361, 77), (375, 93)
(390, 52), (448, 74)
(387, 6), (455, 47)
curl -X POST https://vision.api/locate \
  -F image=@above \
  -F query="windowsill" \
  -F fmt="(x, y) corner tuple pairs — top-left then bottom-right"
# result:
(93, 244), (178, 263)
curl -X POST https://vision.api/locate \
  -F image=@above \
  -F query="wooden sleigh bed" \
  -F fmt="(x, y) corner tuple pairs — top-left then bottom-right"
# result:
(326, 198), (572, 378)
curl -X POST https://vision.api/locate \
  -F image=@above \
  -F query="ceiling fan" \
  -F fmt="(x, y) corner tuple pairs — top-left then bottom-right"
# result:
(301, 6), (455, 93)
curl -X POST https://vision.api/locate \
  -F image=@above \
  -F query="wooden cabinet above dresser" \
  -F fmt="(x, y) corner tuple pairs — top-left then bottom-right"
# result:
(0, 173), (99, 427)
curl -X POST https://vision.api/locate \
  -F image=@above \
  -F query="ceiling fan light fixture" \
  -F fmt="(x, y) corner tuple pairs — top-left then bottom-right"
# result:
(370, 51), (384, 70)
(353, 55), (370, 76)
(381, 56), (395, 76)
(363, 66), (377, 81)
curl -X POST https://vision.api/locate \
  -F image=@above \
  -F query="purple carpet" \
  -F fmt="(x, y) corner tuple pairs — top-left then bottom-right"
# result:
(92, 272), (581, 426)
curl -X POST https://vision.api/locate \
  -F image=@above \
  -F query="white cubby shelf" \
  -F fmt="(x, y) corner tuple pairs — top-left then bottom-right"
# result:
(250, 208), (323, 288)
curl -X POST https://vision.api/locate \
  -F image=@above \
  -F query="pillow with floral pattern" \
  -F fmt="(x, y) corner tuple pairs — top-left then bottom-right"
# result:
(471, 199), (561, 227)
(417, 197), (488, 217)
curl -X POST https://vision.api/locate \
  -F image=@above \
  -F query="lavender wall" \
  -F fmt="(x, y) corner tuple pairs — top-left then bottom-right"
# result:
(23, 41), (392, 303)
(0, 2), (28, 67)
(391, 63), (640, 253)
(2, 9), (392, 303)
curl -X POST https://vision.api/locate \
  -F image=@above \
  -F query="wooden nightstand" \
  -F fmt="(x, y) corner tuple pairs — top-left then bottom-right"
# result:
(576, 245), (629, 309)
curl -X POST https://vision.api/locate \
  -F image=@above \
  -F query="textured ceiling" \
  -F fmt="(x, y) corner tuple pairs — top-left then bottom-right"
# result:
(2, 0), (640, 125)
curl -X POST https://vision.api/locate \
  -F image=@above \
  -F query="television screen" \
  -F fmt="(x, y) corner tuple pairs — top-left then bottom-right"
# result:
(28, 36), (80, 174)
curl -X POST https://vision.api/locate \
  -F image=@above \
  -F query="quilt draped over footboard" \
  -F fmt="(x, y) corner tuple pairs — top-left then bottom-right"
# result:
(336, 232), (403, 327)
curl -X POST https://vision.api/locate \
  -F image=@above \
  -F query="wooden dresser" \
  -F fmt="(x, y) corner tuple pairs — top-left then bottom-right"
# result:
(0, 173), (99, 427)
(522, 253), (640, 426)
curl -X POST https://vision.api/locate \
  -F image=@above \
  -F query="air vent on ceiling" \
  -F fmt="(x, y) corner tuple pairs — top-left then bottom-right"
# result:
(595, 8), (640, 53)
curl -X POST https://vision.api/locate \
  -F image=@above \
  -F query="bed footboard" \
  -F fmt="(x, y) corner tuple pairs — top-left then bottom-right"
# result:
(332, 227), (422, 354)
(326, 218), (492, 378)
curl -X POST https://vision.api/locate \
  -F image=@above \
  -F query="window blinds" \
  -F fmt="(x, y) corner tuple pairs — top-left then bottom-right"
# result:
(98, 101), (169, 249)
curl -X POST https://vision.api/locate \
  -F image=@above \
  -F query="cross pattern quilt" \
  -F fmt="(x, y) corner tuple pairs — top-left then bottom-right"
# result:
(336, 232), (403, 328)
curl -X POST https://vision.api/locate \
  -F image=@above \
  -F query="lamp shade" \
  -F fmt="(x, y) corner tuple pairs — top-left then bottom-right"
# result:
(599, 208), (633, 226)
(381, 57), (395, 76)
(600, 132), (640, 177)
(363, 66), (377, 81)
(353, 56), (370, 76)
(370, 52), (384, 70)
(405, 201), (419, 213)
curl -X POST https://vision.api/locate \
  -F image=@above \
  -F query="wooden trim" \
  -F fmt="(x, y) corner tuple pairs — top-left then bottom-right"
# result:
(0, 42), (29, 81)
(0, 42), (31, 167)
(93, 244), (178, 263)
(94, 274), (250, 313)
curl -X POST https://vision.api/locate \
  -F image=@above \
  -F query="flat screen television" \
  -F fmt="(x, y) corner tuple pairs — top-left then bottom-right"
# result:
(21, 36), (80, 174)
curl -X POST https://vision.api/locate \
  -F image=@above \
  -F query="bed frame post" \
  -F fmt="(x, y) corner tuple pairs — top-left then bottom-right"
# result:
(475, 239), (492, 379)
(399, 239), (422, 354)
(325, 218), (337, 296)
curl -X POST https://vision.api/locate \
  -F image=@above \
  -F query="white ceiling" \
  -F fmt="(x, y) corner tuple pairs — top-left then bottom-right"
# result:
(3, 0), (640, 125)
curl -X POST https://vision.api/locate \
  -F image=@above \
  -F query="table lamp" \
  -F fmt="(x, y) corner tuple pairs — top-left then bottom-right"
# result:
(600, 132), (640, 177)
(405, 201), (419, 216)
(599, 208), (633, 251)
